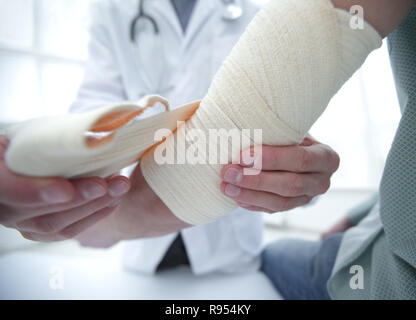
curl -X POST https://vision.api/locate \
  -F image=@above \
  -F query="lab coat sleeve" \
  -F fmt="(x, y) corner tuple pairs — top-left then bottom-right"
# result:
(70, 0), (127, 113)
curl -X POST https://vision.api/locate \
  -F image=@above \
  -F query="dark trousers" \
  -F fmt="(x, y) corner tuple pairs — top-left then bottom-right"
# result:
(261, 233), (344, 300)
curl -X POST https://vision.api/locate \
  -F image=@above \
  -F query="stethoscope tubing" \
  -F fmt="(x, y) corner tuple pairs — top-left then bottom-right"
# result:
(130, 0), (242, 43)
(130, 0), (159, 42)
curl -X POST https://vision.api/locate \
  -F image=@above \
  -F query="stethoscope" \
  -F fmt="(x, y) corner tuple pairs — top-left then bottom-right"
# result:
(130, 0), (243, 42)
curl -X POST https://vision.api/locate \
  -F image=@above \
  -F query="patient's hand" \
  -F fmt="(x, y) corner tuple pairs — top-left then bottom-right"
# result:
(321, 215), (353, 239)
(220, 136), (340, 213)
(0, 135), (131, 242)
(76, 164), (190, 248)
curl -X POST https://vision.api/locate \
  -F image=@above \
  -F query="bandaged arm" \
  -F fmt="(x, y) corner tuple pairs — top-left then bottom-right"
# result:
(140, 0), (384, 225)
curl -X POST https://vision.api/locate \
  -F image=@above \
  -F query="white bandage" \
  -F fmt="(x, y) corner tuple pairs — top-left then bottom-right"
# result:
(140, 0), (382, 225)
(5, 96), (198, 179)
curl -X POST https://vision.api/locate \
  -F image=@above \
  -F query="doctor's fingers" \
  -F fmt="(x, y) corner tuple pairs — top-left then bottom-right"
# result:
(0, 136), (130, 208)
(19, 205), (118, 242)
(7, 176), (129, 228)
(222, 165), (331, 197)
(243, 143), (340, 174)
(221, 182), (312, 213)
(14, 194), (122, 235)
(0, 175), (129, 225)
(0, 161), (75, 207)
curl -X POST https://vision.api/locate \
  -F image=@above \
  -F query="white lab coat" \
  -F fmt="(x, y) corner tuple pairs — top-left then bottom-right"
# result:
(71, 0), (264, 275)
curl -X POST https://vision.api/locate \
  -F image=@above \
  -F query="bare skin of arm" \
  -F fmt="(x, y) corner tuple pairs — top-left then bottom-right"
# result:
(332, 0), (415, 38)
(76, 165), (191, 247)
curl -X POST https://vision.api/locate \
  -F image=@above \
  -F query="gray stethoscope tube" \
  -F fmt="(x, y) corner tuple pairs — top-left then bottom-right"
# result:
(130, 0), (243, 42)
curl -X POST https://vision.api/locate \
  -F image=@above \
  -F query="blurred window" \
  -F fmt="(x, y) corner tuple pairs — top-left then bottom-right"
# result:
(0, 0), (89, 123)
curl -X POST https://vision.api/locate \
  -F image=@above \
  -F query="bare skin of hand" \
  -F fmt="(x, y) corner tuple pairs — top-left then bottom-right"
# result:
(0, 135), (131, 242)
(220, 136), (340, 213)
(321, 215), (354, 239)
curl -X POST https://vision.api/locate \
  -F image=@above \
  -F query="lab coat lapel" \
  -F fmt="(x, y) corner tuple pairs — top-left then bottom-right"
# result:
(155, 0), (184, 41)
(154, 0), (217, 44)
(183, 0), (217, 49)
(129, 0), (181, 94)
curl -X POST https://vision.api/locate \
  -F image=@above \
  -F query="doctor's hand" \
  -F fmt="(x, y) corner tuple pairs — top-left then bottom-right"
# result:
(0, 135), (131, 242)
(220, 136), (340, 213)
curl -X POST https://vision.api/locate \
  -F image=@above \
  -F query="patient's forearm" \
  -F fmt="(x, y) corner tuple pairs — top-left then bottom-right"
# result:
(112, 166), (190, 239)
(332, 0), (415, 37)
(76, 200), (188, 247)
(76, 165), (189, 247)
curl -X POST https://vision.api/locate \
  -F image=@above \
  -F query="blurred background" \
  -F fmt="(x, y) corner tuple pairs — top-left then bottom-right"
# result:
(0, 0), (401, 299)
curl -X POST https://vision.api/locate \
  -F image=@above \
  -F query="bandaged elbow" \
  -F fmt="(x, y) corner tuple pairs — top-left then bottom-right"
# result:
(141, 0), (382, 225)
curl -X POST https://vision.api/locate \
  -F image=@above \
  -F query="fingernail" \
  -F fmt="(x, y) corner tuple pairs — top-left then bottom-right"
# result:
(224, 167), (242, 184)
(41, 186), (72, 204)
(82, 182), (107, 200)
(241, 153), (258, 167)
(109, 180), (130, 198)
(225, 184), (241, 197)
